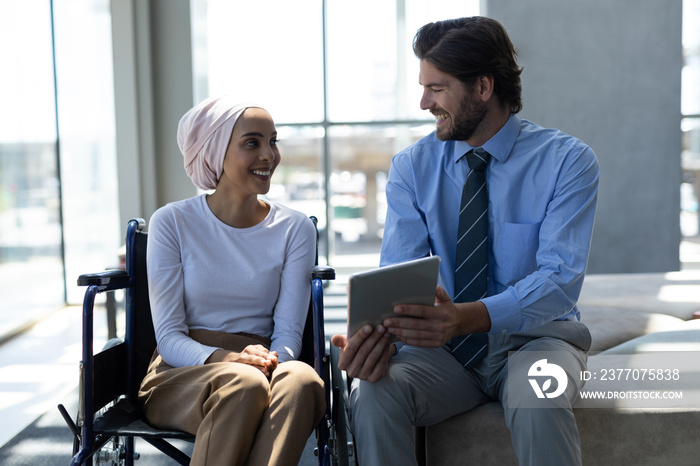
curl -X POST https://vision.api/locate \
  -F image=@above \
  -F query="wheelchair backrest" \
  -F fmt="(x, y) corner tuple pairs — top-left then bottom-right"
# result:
(127, 228), (157, 396)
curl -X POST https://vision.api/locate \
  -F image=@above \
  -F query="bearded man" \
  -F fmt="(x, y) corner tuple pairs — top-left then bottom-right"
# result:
(332, 16), (599, 466)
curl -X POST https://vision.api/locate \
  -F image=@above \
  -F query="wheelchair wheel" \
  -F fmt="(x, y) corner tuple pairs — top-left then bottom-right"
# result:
(94, 338), (128, 466)
(329, 344), (357, 466)
(94, 437), (126, 465)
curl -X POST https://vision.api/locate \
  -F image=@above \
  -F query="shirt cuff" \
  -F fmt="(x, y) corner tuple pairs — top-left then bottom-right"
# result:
(481, 288), (522, 335)
(194, 345), (219, 366)
(271, 342), (296, 364)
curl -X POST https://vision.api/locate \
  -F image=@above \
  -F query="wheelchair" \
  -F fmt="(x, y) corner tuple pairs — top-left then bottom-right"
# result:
(58, 217), (356, 465)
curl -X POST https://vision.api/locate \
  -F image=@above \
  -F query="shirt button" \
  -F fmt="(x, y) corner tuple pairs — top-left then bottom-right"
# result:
(501, 329), (507, 334)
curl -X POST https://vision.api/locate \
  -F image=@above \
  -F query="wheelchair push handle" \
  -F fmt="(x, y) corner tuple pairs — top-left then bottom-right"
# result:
(312, 265), (336, 281)
(77, 269), (129, 287)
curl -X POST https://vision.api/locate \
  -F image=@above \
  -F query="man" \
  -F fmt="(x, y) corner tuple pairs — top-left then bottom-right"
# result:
(331, 16), (599, 466)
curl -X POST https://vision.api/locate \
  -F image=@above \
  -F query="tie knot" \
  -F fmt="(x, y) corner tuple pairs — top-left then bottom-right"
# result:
(466, 148), (491, 172)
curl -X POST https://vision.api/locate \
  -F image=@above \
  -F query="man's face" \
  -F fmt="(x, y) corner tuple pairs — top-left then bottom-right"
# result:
(418, 60), (487, 142)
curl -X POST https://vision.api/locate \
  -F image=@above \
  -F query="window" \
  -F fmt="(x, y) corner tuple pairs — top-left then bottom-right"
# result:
(52, 0), (120, 303)
(194, 0), (477, 265)
(0, 1), (64, 335)
(681, 0), (700, 250)
(0, 0), (119, 338)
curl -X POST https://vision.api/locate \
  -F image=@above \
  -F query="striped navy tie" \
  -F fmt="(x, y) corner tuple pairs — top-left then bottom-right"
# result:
(449, 148), (490, 368)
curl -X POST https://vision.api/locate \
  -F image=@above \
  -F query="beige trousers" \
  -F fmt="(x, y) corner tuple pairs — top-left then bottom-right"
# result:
(138, 329), (326, 466)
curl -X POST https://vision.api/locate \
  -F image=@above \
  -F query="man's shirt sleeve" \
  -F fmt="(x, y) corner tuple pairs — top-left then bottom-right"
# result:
(483, 143), (599, 334)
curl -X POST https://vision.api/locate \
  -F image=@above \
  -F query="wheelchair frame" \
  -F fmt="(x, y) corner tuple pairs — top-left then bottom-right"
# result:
(58, 217), (353, 465)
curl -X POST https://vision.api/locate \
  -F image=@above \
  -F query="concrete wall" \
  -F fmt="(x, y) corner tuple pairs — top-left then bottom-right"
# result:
(486, 0), (683, 273)
(111, 0), (196, 230)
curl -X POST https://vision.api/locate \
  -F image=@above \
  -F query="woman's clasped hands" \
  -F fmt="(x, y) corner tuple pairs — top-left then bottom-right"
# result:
(206, 345), (279, 378)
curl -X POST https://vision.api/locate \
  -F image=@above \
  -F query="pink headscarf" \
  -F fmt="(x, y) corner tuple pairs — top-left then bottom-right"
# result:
(177, 96), (255, 190)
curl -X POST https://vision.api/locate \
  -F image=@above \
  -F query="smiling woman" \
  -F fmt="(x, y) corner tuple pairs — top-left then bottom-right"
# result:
(139, 96), (326, 465)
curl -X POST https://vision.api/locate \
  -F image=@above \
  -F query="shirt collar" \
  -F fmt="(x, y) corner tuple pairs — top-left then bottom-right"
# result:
(452, 114), (521, 164)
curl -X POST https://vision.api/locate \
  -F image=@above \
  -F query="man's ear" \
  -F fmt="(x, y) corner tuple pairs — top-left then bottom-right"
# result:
(477, 75), (495, 102)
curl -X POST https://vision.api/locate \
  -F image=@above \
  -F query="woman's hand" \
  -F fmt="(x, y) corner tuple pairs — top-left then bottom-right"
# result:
(206, 344), (279, 378)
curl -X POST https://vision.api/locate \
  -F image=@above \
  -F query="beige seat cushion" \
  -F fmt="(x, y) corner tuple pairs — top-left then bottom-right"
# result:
(579, 273), (700, 320)
(600, 319), (700, 354)
(580, 305), (684, 352)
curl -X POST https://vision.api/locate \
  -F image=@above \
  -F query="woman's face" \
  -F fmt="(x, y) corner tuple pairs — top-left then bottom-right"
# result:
(219, 107), (281, 197)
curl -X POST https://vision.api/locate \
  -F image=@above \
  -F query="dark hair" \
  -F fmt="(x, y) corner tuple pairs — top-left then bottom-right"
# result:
(413, 16), (523, 114)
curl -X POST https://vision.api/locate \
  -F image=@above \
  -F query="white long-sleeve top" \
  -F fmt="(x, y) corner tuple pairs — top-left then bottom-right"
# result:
(146, 195), (316, 367)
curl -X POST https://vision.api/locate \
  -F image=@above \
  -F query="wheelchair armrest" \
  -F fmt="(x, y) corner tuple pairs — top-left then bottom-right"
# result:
(312, 265), (335, 281)
(77, 269), (130, 287)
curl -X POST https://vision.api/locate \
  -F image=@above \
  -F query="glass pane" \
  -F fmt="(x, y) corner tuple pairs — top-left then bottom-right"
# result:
(683, 0), (700, 116)
(328, 124), (434, 266)
(53, 0), (120, 304)
(682, 117), (700, 238)
(0, 0), (64, 333)
(199, 0), (483, 268)
(403, 0), (481, 120)
(326, 0), (480, 122)
(682, 1), (700, 260)
(263, 125), (327, 260)
(200, 0), (324, 124)
(325, 0), (398, 122)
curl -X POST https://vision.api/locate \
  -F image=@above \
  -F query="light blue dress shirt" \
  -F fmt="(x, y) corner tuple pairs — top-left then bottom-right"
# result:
(380, 114), (599, 335)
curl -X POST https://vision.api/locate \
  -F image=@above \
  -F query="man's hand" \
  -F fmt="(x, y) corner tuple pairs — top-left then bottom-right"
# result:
(384, 285), (491, 347)
(330, 325), (395, 383)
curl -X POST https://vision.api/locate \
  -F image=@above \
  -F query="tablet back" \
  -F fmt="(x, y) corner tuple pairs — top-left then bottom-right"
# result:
(347, 255), (441, 336)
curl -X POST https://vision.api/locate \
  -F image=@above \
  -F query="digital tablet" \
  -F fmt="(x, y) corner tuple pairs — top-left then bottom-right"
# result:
(347, 256), (441, 336)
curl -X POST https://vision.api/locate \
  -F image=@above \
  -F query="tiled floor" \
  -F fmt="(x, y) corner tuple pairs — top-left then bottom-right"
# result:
(0, 305), (103, 448)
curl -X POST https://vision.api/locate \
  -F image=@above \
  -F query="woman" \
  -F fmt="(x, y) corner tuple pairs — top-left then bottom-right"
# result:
(138, 96), (325, 466)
